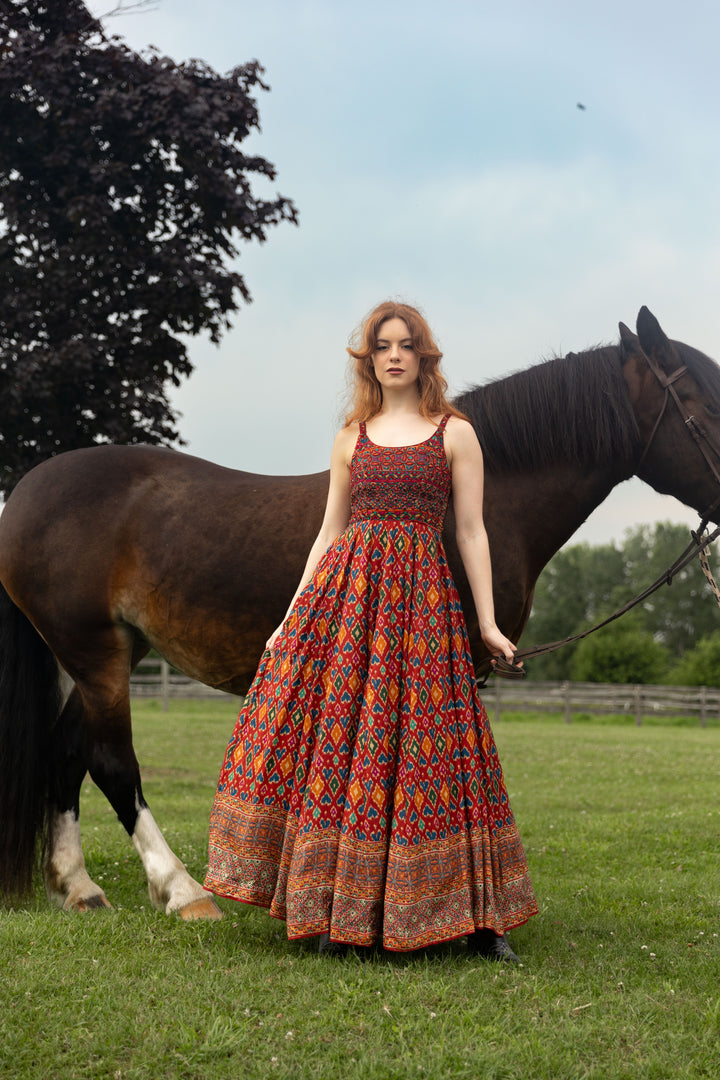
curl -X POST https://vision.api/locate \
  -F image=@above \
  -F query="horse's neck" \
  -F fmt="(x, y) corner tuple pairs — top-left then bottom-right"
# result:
(445, 458), (628, 657)
(485, 459), (626, 577)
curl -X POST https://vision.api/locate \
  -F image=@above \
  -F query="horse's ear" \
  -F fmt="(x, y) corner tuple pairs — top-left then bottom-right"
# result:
(620, 319), (651, 406)
(636, 307), (680, 372)
(618, 322), (640, 357)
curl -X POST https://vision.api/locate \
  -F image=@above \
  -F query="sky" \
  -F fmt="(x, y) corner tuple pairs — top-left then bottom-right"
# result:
(87, 0), (720, 546)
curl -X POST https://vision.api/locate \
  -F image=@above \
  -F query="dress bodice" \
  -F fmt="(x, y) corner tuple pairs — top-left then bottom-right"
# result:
(349, 415), (452, 530)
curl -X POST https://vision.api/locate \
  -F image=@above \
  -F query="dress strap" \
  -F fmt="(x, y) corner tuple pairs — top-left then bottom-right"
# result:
(358, 421), (367, 438)
(437, 414), (451, 435)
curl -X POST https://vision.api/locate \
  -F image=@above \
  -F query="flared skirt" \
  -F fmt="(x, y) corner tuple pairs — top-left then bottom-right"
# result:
(205, 517), (537, 950)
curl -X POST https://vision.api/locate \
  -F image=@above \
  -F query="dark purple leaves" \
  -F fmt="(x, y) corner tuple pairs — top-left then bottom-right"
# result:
(0, 0), (298, 494)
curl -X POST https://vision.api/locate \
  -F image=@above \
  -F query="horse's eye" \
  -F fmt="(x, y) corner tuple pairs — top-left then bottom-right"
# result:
(704, 400), (720, 418)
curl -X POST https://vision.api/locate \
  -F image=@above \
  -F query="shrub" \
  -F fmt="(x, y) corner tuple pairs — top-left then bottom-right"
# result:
(570, 624), (669, 683)
(665, 630), (720, 686)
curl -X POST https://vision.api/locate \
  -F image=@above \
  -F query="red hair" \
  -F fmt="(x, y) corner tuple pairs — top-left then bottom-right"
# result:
(344, 301), (468, 425)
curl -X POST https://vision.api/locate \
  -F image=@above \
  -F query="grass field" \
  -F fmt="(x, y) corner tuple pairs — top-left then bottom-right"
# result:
(2, 700), (719, 1080)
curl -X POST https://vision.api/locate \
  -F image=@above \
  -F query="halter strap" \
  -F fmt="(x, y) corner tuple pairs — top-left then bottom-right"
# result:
(636, 354), (720, 525)
(636, 364), (687, 470)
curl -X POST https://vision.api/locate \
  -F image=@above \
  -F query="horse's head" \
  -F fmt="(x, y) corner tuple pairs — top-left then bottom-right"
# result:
(621, 307), (720, 525)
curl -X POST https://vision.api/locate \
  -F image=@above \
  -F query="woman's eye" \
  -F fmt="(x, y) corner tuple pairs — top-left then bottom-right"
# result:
(402, 344), (414, 351)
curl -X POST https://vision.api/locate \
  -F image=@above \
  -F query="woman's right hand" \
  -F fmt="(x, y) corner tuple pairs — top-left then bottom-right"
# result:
(265, 622), (285, 654)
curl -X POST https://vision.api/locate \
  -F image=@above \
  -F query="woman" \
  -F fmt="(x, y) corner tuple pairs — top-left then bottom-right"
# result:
(205, 301), (537, 958)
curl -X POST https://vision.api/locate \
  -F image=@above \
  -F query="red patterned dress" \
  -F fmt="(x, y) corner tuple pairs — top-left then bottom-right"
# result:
(205, 416), (537, 950)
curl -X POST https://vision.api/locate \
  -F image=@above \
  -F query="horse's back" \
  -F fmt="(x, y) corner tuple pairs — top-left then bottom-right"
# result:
(0, 446), (224, 582)
(0, 445), (328, 685)
(1, 444), (328, 537)
(4, 444), (300, 511)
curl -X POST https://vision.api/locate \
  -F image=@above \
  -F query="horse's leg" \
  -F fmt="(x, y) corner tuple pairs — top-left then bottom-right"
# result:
(50, 639), (221, 920)
(84, 668), (221, 921)
(44, 673), (112, 911)
(131, 804), (222, 921)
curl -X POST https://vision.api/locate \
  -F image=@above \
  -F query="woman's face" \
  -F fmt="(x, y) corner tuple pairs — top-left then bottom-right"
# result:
(371, 318), (420, 390)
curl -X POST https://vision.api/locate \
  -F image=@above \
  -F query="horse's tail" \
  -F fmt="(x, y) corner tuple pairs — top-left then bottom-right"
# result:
(0, 581), (60, 898)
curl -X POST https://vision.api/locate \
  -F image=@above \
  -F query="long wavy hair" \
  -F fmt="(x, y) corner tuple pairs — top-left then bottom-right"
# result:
(344, 301), (468, 425)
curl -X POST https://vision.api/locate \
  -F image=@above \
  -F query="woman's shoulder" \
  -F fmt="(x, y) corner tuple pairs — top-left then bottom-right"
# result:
(443, 415), (482, 459)
(335, 422), (360, 446)
(444, 415), (478, 440)
(332, 423), (361, 466)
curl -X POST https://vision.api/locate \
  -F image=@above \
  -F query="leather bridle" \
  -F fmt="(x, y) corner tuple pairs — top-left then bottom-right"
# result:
(492, 345), (720, 678)
(635, 351), (720, 530)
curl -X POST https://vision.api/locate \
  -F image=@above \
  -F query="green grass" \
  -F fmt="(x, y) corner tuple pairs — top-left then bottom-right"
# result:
(2, 700), (719, 1079)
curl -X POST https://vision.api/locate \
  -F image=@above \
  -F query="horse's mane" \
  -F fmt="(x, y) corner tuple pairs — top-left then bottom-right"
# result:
(456, 338), (720, 473)
(676, 340), (720, 402)
(454, 345), (640, 472)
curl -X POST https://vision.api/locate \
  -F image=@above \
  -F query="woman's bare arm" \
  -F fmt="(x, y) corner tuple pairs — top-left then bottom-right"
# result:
(445, 418), (517, 663)
(266, 426), (356, 651)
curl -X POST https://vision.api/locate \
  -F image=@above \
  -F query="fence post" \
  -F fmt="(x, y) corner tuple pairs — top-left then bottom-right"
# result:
(634, 683), (642, 726)
(161, 658), (170, 712)
(563, 681), (571, 724)
(700, 685), (707, 729)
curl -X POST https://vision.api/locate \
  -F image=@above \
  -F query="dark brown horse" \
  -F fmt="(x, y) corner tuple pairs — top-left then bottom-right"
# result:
(1, 307), (719, 919)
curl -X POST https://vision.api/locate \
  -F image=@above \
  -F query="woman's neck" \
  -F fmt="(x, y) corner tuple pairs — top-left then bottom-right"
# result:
(366, 397), (439, 446)
(377, 385), (422, 417)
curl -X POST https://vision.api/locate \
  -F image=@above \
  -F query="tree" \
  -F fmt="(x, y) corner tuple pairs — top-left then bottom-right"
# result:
(665, 631), (720, 687)
(618, 523), (718, 656)
(525, 522), (719, 680)
(0, 0), (297, 495)
(524, 542), (625, 679)
(569, 619), (670, 685)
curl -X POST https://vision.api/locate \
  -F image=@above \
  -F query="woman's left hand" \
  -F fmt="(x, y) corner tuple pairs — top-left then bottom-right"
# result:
(480, 624), (521, 666)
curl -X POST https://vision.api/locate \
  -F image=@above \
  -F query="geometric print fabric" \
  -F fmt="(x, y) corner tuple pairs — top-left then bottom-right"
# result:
(205, 417), (537, 950)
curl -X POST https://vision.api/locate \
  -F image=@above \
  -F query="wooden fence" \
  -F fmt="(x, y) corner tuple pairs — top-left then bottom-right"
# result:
(486, 678), (720, 727)
(130, 658), (242, 707)
(130, 659), (719, 726)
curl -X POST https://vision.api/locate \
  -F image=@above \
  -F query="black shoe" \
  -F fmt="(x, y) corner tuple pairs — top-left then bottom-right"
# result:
(317, 932), (377, 958)
(317, 932), (350, 956)
(467, 928), (520, 963)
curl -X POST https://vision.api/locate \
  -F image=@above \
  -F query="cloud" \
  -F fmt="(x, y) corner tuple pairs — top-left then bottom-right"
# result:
(82, 0), (720, 549)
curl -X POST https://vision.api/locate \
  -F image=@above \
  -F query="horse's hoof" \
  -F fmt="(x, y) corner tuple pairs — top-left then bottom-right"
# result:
(177, 895), (223, 921)
(63, 892), (112, 912)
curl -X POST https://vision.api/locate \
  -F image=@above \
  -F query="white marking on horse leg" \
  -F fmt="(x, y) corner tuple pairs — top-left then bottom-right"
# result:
(132, 801), (221, 920)
(44, 810), (111, 911)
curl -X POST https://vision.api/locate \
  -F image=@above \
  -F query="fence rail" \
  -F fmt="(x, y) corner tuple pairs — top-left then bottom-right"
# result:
(130, 659), (242, 708)
(487, 678), (720, 727)
(130, 660), (719, 725)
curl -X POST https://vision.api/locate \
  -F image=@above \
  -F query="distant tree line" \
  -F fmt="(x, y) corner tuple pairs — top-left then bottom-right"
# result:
(524, 522), (720, 686)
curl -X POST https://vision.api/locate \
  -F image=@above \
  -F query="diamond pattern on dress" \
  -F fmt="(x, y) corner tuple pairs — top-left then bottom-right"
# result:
(206, 416), (537, 949)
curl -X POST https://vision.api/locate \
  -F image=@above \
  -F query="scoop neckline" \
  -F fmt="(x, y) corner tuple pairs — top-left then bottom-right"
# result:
(363, 422), (444, 449)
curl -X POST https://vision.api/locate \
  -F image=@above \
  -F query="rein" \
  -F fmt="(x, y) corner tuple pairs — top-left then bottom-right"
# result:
(494, 347), (720, 680)
(492, 524), (720, 678)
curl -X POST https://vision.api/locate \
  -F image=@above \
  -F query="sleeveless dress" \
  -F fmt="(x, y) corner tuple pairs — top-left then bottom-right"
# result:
(205, 417), (537, 951)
